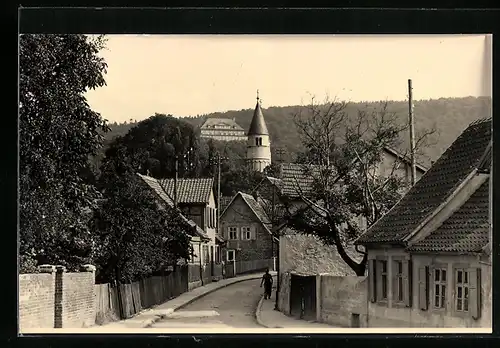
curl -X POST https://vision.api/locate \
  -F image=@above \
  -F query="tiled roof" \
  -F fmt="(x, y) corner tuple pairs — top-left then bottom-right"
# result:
(137, 174), (209, 240)
(407, 180), (490, 253)
(356, 117), (492, 245)
(278, 163), (320, 198)
(247, 101), (269, 135)
(159, 178), (214, 204)
(200, 118), (245, 131)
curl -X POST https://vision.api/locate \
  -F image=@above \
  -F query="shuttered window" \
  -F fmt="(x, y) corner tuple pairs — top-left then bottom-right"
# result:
(392, 259), (412, 307)
(241, 226), (251, 240)
(393, 260), (404, 303)
(455, 267), (481, 319)
(433, 267), (447, 309)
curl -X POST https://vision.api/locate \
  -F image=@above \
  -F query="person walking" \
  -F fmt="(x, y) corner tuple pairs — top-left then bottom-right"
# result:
(260, 268), (273, 299)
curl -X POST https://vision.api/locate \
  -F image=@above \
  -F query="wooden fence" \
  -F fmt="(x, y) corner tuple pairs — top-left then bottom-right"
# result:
(94, 266), (188, 323)
(224, 259), (273, 279)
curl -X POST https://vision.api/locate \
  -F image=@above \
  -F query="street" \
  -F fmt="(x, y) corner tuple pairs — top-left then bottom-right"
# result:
(152, 278), (267, 329)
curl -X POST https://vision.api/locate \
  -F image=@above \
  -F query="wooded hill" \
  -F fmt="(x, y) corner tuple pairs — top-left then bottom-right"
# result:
(104, 96), (492, 168)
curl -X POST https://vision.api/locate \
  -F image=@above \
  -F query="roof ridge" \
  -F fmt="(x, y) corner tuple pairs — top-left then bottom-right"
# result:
(468, 117), (492, 127)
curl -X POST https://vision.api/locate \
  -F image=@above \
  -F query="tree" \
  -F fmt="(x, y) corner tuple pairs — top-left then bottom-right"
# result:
(19, 34), (109, 271)
(115, 114), (203, 179)
(94, 138), (192, 284)
(281, 96), (436, 276)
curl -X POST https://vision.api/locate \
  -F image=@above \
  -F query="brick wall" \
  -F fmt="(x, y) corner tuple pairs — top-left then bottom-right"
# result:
(319, 275), (368, 327)
(19, 264), (96, 331)
(19, 271), (56, 330)
(59, 271), (96, 328)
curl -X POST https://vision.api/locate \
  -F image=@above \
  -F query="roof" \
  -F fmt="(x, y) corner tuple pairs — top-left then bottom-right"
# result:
(222, 191), (272, 234)
(356, 117), (492, 245)
(407, 180), (490, 253)
(200, 118), (244, 131)
(137, 173), (210, 240)
(159, 178), (214, 204)
(278, 163), (320, 198)
(247, 100), (269, 135)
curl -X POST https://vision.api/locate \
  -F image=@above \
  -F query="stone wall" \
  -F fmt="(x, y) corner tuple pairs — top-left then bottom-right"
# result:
(19, 264), (96, 331)
(279, 232), (357, 276)
(319, 275), (368, 327)
(277, 271), (291, 315)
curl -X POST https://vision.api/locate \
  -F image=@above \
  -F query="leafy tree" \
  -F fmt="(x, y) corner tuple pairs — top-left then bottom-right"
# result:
(93, 169), (192, 284)
(280, 96), (436, 276)
(114, 114), (203, 179)
(94, 120), (195, 283)
(19, 34), (109, 272)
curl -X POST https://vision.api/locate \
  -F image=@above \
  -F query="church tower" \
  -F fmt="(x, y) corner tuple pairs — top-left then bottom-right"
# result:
(246, 91), (271, 172)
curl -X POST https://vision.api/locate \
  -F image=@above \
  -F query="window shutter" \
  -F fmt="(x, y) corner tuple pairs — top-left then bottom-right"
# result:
(392, 260), (398, 303)
(369, 259), (376, 303)
(251, 226), (257, 240)
(375, 260), (383, 302)
(418, 266), (428, 311)
(468, 267), (480, 320)
(403, 260), (411, 307)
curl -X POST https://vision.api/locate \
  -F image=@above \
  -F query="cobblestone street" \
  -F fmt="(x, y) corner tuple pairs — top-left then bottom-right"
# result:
(152, 279), (264, 329)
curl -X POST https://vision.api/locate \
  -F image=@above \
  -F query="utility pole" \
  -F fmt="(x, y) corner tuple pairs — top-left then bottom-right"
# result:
(174, 155), (179, 208)
(408, 79), (417, 186)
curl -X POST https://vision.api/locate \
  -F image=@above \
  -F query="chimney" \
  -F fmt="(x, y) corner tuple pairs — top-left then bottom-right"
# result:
(252, 190), (259, 201)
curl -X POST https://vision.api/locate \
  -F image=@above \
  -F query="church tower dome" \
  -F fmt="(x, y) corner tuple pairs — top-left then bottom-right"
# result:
(246, 90), (272, 172)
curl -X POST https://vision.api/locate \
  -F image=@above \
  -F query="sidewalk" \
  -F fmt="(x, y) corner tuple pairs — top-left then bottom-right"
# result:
(94, 271), (277, 330)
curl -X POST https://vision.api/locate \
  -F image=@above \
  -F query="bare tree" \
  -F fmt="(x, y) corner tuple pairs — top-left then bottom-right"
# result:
(280, 96), (437, 276)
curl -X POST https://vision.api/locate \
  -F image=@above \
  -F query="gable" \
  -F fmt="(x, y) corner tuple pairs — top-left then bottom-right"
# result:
(221, 192), (272, 234)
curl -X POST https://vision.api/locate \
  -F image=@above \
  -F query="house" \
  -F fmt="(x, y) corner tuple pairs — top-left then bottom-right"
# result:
(199, 117), (246, 141)
(157, 177), (225, 272)
(355, 117), (492, 328)
(137, 174), (225, 285)
(219, 191), (277, 275)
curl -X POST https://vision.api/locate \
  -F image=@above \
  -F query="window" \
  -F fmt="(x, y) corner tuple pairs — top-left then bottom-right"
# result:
(455, 269), (469, 312)
(242, 226), (251, 240)
(228, 227), (238, 240)
(434, 268), (447, 309)
(227, 249), (235, 262)
(202, 245), (210, 264)
(380, 260), (388, 300)
(255, 138), (259, 146)
(395, 261), (404, 303)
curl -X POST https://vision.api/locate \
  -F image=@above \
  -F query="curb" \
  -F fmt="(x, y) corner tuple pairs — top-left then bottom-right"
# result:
(254, 295), (267, 328)
(142, 274), (266, 328)
(254, 275), (278, 329)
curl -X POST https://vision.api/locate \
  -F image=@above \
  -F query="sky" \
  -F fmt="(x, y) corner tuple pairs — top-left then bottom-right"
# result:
(85, 35), (492, 124)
